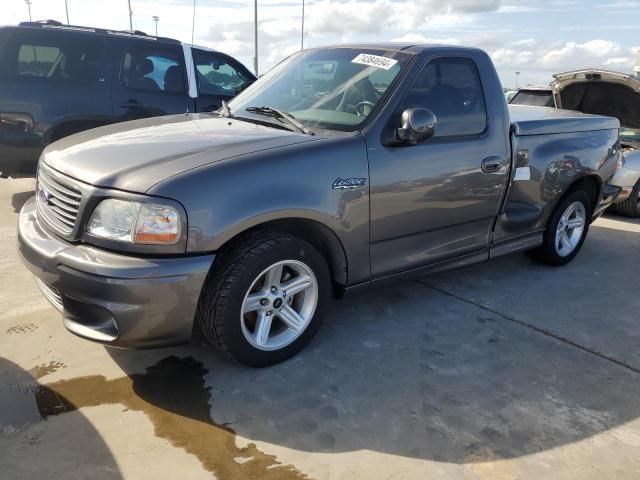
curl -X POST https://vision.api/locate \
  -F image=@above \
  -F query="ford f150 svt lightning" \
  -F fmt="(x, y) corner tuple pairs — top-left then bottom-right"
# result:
(19, 44), (621, 366)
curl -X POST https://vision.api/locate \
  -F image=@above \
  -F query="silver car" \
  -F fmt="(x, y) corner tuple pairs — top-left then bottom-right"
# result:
(551, 70), (640, 217)
(509, 71), (639, 217)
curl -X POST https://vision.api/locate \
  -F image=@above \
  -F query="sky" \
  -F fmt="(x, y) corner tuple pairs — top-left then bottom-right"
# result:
(4, 0), (640, 88)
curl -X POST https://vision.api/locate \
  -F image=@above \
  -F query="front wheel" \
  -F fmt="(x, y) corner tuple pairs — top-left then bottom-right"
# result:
(531, 190), (591, 266)
(196, 230), (331, 367)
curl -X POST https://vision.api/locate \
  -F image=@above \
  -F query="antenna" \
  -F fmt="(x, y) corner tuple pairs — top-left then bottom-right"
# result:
(128, 0), (133, 32)
(24, 0), (32, 22)
(191, 0), (196, 44)
(301, 0), (305, 50)
(253, 0), (258, 76)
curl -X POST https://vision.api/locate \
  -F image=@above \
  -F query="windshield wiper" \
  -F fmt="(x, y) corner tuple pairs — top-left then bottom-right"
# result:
(220, 100), (232, 118)
(245, 106), (313, 135)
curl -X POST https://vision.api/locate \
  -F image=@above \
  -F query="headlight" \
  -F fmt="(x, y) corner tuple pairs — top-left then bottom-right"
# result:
(87, 199), (181, 244)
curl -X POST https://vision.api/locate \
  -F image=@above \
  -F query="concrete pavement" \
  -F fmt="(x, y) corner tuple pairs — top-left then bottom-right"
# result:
(1, 178), (639, 479)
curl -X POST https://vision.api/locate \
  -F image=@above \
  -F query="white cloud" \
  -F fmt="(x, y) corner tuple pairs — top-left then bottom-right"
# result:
(390, 34), (461, 45)
(2, 0), (637, 87)
(490, 38), (632, 72)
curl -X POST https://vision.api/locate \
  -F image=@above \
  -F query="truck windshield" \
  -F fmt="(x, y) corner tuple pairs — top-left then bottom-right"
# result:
(228, 48), (412, 132)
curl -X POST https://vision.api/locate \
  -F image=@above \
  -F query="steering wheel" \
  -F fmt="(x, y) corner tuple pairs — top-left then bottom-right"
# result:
(355, 101), (376, 117)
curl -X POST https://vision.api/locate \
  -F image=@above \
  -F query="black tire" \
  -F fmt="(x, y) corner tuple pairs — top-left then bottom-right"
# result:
(614, 180), (640, 218)
(531, 189), (592, 266)
(196, 230), (331, 367)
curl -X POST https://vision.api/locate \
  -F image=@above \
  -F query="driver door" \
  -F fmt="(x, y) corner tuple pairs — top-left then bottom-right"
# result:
(368, 56), (510, 277)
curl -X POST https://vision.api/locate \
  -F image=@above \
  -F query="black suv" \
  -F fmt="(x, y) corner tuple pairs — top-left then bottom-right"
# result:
(0, 21), (256, 178)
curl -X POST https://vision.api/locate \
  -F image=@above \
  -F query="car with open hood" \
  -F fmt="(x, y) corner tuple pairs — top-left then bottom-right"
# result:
(18, 44), (621, 367)
(550, 70), (640, 216)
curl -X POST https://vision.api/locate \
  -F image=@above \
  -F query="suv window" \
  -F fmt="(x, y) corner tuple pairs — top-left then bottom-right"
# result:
(402, 57), (487, 138)
(18, 45), (60, 77)
(193, 50), (251, 95)
(2, 33), (105, 85)
(121, 47), (185, 93)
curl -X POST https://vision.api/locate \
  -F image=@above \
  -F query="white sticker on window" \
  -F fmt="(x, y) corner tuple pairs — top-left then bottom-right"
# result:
(351, 53), (398, 71)
(514, 167), (531, 181)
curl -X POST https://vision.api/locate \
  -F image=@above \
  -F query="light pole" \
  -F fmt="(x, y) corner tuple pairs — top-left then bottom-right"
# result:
(515, 71), (521, 89)
(301, 0), (305, 50)
(24, 0), (32, 21)
(253, 0), (258, 76)
(65, 0), (70, 24)
(191, 0), (196, 44)
(152, 15), (159, 36)
(128, 0), (133, 32)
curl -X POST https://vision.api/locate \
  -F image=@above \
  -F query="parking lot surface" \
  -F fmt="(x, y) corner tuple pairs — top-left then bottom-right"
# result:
(2, 178), (640, 480)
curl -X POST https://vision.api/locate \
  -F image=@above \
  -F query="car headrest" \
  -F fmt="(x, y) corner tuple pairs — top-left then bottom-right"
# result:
(164, 65), (184, 92)
(136, 58), (155, 76)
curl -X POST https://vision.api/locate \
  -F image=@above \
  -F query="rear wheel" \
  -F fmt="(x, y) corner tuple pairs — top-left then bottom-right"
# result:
(531, 190), (591, 266)
(614, 180), (640, 218)
(196, 230), (330, 367)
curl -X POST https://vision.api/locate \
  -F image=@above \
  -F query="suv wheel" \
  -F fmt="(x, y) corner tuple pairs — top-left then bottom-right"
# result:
(196, 230), (330, 367)
(531, 190), (591, 266)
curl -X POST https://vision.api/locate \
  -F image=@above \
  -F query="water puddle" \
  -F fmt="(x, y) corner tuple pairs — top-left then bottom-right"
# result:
(34, 356), (308, 479)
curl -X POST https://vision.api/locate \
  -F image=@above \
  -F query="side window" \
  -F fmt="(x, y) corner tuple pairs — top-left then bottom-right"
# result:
(402, 57), (487, 137)
(3, 33), (105, 85)
(121, 46), (185, 93)
(193, 50), (250, 96)
(18, 45), (61, 77)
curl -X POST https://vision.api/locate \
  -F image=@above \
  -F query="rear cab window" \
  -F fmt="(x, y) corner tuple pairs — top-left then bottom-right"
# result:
(510, 90), (555, 107)
(401, 56), (488, 138)
(120, 44), (185, 93)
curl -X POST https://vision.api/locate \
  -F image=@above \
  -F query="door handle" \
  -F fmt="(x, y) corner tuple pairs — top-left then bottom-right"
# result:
(119, 99), (142, 108)
(481, 156), (504, 173)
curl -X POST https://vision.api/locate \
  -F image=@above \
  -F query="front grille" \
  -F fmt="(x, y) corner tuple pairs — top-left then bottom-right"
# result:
(36, 165), (82, 234)
(34, 277), (64, 311)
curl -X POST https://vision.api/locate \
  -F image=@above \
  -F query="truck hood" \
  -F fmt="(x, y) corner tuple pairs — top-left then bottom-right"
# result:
(42, 114), (319, 192)
(551, 70), (640, 129)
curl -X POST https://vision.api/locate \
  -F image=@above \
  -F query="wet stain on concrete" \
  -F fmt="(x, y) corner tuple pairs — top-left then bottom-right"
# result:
(28, 361), (66, 380)
(6, 323), (39, 335)
(33, 356), (308, 480)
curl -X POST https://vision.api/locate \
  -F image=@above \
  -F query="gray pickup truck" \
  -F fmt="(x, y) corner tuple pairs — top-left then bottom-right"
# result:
(19, 44), (621, 367)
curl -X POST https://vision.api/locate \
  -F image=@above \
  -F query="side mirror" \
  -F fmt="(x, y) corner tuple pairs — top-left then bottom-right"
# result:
(396, 108), (437, 145)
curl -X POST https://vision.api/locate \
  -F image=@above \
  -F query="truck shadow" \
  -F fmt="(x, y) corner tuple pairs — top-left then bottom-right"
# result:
(30, 215), (640, 475)
(101, 221), (640, 471)
(0, 357), (123, 479)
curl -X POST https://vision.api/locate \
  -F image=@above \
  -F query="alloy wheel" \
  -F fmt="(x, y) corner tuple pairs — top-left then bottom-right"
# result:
(240, 260), (318, 351)
(555, 201), (586, 257)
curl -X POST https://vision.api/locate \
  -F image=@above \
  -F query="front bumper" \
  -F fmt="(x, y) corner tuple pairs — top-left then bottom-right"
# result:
(18, 197), (215, 348)
(609, 164), (640, 203)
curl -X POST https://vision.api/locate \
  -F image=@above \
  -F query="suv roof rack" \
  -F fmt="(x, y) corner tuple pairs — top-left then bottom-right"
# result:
(17, 21), (181, 44)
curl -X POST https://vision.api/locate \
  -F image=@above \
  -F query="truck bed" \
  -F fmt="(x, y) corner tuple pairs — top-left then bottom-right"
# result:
(509, 105), (620, 136)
